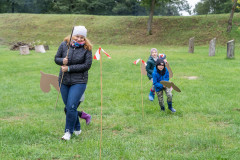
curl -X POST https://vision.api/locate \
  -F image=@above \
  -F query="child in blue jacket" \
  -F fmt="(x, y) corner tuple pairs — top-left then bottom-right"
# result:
(152, 59), (176, 112)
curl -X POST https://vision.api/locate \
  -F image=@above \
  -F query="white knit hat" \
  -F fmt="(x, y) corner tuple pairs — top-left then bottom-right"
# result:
(72, 26), (87, 37)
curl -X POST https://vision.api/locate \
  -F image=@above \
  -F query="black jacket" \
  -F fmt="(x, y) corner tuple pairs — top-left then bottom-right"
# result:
(146, 56), (157, 80)
(55, 41), (92, 85)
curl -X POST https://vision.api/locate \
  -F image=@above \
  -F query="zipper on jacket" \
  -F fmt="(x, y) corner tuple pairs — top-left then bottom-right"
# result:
(70, 48), (73, 85)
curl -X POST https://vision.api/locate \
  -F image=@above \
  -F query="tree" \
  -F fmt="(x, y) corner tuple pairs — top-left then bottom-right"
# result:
(156, 0), (191, 16)
(209, 0), (233, 14)
(52, 0), (73, 14)
(193, 0), (210, 15)
(0, 0), (191, 15)
(0, 0), (54, 13)
(227, 0), (238, 32)
(0, 0), (8, 13)
(147, 0), (156, 35)
(236, 0), (240, 12)
(194, 0), (239, 15)
(141, 0), (190, 35)
(86, 0), (116, 15)
(5, 0), (22, 13)
(112, 0), (143, 15)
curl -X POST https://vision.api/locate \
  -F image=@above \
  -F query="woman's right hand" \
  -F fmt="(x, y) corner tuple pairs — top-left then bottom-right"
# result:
(63, 57), (68, 65)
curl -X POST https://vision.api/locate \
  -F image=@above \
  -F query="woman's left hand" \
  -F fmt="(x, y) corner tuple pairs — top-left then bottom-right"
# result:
(61, 66), (68, 72)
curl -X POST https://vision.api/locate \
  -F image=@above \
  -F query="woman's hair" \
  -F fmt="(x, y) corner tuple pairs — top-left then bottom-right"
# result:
(64, 35), (93, 51)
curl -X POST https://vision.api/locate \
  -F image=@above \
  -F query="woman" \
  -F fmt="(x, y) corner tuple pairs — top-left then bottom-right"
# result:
(152, 59), (176, 112)
(55, 26), (92, 140)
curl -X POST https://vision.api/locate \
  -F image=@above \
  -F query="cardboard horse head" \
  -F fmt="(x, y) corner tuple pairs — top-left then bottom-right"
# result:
(40, 71), (59, 93)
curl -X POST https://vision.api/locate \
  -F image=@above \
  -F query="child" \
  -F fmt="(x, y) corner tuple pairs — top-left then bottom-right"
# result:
(152, 59), (176, 112)
(146, 48), (158, 101)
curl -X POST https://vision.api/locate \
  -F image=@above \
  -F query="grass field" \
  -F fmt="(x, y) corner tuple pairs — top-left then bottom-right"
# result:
(0, 44), (239, 159)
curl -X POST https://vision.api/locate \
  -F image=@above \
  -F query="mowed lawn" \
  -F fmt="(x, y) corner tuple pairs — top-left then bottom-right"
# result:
(0, 44), (239, 159)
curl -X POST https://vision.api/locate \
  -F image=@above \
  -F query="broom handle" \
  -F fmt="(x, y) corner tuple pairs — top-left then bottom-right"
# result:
(54, 26), (74, 109)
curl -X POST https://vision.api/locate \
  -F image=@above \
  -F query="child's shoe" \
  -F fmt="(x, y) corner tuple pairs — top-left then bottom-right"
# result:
(161, 106), (165, 111)
(167, 102), (176, 113)
(61, 131), (71, 140)
(149, 91), (155, 101)
(80, 111), (91, 125)
(169, 107), (176, 112)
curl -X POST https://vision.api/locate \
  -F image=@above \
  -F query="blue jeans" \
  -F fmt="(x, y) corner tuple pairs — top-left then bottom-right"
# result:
(60, 83), (86, 134)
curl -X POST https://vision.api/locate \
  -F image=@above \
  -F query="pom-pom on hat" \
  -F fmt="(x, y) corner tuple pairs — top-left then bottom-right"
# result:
(72, 26), (87, 37)
(159, 53), (166, 59)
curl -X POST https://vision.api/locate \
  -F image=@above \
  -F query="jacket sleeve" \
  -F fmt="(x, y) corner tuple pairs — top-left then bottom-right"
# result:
(146, 61), (153, 75)
(152, 68), (163, 91)
(68, 50), (92, 73)
(164, 69), (169, 81)
(54, 42), (65, 66)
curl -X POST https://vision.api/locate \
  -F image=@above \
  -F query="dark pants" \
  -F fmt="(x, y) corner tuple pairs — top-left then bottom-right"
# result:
(60, 83), (86, 134)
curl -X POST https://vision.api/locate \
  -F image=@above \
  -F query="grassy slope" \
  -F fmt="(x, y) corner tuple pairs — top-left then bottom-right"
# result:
(0, 44), (239, 159)
(0, 13), (239, 46)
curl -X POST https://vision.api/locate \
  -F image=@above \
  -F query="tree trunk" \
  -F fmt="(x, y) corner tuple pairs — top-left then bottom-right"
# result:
(227, 0), (237, 32)
(69, 0), (74, 13)
(12, 2), (15, 13)
(147, 0), (156, 35)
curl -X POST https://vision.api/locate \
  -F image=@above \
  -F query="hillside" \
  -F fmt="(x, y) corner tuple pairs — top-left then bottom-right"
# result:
(0, 13), (239, 46)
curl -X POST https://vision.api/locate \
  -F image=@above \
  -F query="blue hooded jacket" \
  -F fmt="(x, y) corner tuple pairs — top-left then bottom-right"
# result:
(152, 66), (169, 92)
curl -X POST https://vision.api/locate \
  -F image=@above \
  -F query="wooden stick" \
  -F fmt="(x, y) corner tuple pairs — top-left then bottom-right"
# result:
(54, 26), (74, 109)
(99, 47), (103, 160)
(140, 61), (144, 118)
(54, 72), (64, 110)
(144, 80), (152, 87)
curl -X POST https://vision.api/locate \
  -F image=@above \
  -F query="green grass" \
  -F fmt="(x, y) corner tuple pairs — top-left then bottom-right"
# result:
(0, 44), (240, 159)
(0, 13), (240, 46)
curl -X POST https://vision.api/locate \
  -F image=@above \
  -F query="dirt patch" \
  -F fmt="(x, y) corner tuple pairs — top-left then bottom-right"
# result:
(0, 114), (28, 122)
(215, 121), (230, 127)
(183, 76), (199, 80)
(10, 42), (34, 50)
(233, 108), (240, 112)
(0, 37), (4, 44)
(112, 130), (119, 135)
